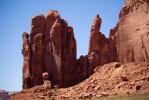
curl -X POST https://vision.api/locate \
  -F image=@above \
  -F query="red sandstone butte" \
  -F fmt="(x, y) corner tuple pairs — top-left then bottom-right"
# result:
(22, 0), (149, 89)
(22, 10), (77, 88)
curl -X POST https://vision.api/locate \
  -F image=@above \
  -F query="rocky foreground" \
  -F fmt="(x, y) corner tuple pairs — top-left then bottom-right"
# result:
(10, 62), (149, 100)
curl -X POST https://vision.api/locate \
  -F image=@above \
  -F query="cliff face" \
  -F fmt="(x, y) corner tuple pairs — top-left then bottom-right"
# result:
(22, 32), (32, 88)
(117, 0), (149, 62)
(22, 10), (77, 88)
(49, 18), (77, 87)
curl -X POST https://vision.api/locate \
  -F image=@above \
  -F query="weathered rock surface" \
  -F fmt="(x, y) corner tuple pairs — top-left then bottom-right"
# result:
(49, 18), (77, 87)
(89, 15), (102, 54)
(44, 11), (60, 81)
(117, 0), (149, 62)
(30, 15), (45, 86)
(75, 53), (100, 82)
(22, 32), (32, 88)
(75, 55), (91, 82)
(88, 15), (117, 66)
(22, 10), (77, 88)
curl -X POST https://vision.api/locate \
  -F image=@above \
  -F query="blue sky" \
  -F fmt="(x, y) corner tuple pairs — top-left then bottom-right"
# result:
(0, 0), (124, 91)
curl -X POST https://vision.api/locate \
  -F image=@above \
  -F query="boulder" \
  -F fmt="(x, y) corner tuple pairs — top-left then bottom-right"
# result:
(42, 72), (49, 80)
(42, 72), (51, 89)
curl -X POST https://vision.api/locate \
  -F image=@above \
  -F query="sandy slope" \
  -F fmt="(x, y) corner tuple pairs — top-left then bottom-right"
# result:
(10, 62), (149, 100)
